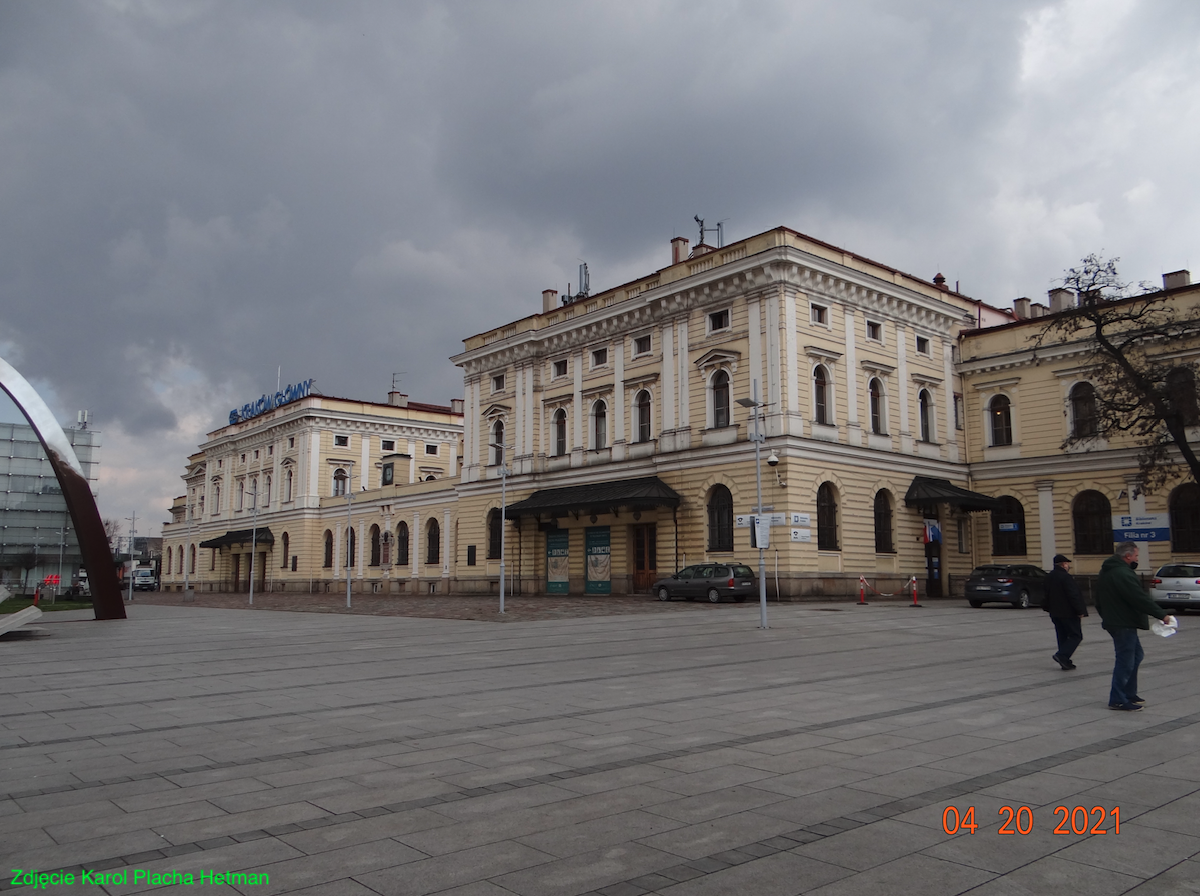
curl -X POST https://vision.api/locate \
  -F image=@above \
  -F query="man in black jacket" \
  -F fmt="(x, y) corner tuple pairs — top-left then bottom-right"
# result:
(1044, 554), (1087, 670)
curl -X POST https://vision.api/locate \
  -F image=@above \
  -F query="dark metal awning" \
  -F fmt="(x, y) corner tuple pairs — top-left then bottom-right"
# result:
(505, 476), (681, 521)
(199, 527), (275, 550)
(904, 477), (1000, 512)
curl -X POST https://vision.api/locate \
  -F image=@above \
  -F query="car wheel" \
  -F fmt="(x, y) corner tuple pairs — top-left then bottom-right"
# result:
(969, 600), (982, 608)
(1017, 590), (1031, 609)
(657, 587), (671, 602)
(707, 588), (721, 603)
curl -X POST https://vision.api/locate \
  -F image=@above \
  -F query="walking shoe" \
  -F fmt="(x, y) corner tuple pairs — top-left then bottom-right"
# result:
(1108, 702), (1143, 712)
(1129, 696), (1146, 705)
(1064, 660), (1077, 670)
(1052, 653), (1071, 670)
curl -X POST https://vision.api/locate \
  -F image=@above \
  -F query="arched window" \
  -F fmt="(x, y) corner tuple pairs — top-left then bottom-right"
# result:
(323, 530), (333, 568)
(332, 468), (348, 497)
(636, 390), (652, 443)
(592, 400), (607, 450)
(491, 420), (505, 465)
(989, 395), (1013, 446)
(179, 547), (184, 574)
(711, 371), (730, 429)
(874, 490), (894, 553)
(280, 532), (290, 568)
(869, 378), (885, 434)
(817, 482), (839, 550)
(189, 544), (196, 574)
(1170, 482), (1200, 552)
(918, 389), (934, 442)
(396, 522), (409, 566)
(814, 366), (830, 426)
(1167, 367), (1199, 427)
(250, 477), (258, 508)
(212, 482), (220, 511)
(264, 474), (271, 506)
(167, 547), (173, 575)
(237, 480), (245, 510)
(707, 485), (734, 552)
(991, 496), (1027, 556)
(1070, 382), (1098, 438)
(487, 509), (502, 559)
(345, 527), (356, 568)
(554, 409), (567, 456)
(370, 524), (381, 566)
(1073, 491), (1113, 555)
(427, 518), (440, 565)
(285, 469), (293, 502)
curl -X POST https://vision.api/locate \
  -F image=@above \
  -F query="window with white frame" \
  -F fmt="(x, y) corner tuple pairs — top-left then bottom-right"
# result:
(425, 443), (439, 456)
(918, 389), (935, 442)
(591, 347), (608, 367)
(263, 474), (271, 506)
(915, 335), (930, 356)
(492, 373), (505, 392)
(869, 377), (886, 434)
(285, 469), (293, 502)
(491, 420), (505, 465)
(591, 400), (607, 449)
(334, 435), (349, 447)
(811, 304), (828, 325)
(866, 320), (882, 342)
(708, 309), (730, 332)
(989, 394), (1013, 446)
(553, 358), (568, 378)
(954, 394), (964, 430)
(633, 334), (652, 355)
(236, 480), (245, 510)
(711, 370), (731, 428)
(553, 408), (568, 455)
(381, 439), (395, 451)
(332, 468), (348, 496)
(635, 390), (652, 442)
(813, 365), (831, 425)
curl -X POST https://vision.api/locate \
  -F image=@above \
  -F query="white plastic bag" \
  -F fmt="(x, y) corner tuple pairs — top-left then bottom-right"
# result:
(1150, 617), (1178, 638)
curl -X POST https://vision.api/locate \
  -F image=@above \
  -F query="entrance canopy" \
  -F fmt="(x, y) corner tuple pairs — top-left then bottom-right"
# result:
(199, 528), (275, 550)
(904, 476), (999, 512)
(505, 476), (681, 521)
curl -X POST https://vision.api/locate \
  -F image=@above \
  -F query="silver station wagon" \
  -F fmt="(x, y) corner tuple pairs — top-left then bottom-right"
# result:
(653, 564), (757, 603)
(1150, 563), (1200, 613)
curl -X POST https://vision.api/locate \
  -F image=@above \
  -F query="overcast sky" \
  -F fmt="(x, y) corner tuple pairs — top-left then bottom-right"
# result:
(2, 0), (1199, 532)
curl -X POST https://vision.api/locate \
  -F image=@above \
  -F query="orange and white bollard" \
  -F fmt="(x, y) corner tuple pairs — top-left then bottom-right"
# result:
(857, 577), (869, 606)
(909, 576), (922, 608)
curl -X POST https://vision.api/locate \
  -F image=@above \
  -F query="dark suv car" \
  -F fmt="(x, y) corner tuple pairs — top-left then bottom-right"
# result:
(966, 564), (1047, 608)
(653, 564), (757, 603)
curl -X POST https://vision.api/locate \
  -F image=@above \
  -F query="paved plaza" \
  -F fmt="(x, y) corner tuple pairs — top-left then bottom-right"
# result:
(1, 599), (1198, 895)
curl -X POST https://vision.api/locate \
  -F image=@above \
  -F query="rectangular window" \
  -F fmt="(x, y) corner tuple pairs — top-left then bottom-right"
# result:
(381, 463), (394, 486)
(553, 359), (568, 378)
(268, 445), (273, 456)
(334, 435), (349, 447)
(916, 335), (930, 355)
(291, 556), (298, 572)
(708, 309), (730, 332)
(381, 439), (395, 451)
(492, 374), (505, 392)
(467, 545), (477, 566)
(240, 453), (246, 463)
(592, 347), (608, 367)
(288, 437), (295, 449)
(634, 334), (651, 355)
(958, 519), (969, 553)
(425, 444), (439, 456)
(954, 394), (964, 430)
(811, 304), (828, 325)
(866, 320), (882, 341)
(253, 450), (259, 460)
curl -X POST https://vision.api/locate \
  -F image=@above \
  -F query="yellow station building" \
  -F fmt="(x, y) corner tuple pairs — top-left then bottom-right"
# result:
(161, 227), (1200, 598)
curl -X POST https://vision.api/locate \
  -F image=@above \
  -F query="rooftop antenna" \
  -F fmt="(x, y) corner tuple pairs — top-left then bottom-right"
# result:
(391, 372), (406, 391)
(694, 215), (725, 247)
(561, 263), (591, 305)
(76, 410), (89, 431)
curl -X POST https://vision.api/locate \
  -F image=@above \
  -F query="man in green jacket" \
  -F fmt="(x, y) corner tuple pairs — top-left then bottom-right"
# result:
(1095, 541), (1175, 712)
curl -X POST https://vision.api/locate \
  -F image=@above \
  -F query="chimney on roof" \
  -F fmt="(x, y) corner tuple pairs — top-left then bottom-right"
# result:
(1163, 269), (1191, 290)
(933, 273), (948, 291)
(671, 236), (689, 265)
(450, 398), (464, 414)
(388, 391), (409, 408)
(1013, 297), (1031, 320)
(1031, 302), (1047, 318)
(1048, 287), (1075, 313)
(542, 289), (559, 313)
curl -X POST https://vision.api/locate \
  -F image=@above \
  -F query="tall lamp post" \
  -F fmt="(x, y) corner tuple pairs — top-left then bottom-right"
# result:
(345, 469), (356, 609)
(125, 512), (137, 603)
(248, 482), (259, 606)
(183, 493), (192, 595)
(488, 440), (512, 615)
(736, 380), (770, 629)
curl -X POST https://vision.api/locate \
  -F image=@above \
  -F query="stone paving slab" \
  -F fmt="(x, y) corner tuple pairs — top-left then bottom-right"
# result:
(2, 600), (1198, 894)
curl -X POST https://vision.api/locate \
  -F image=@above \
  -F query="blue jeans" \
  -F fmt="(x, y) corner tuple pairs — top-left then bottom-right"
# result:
(1108, 628), (1144, 706)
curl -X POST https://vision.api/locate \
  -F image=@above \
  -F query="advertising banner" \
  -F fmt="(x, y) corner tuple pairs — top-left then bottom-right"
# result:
(546, 530), (569, 594)
(585, 527), (611, 594)
(1112, 513), (1171, 542)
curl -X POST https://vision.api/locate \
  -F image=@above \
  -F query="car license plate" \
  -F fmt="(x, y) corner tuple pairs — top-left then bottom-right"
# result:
(740, 581), (752, 586)
(1168, 592), (1192, 599)
(974, 586), (993, 591)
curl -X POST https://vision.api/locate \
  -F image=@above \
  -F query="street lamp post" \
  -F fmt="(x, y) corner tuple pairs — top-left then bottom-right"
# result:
(488, 441), (511, 615)
(248, 483), (259, 606)
(345, 469), (355, 609)
(125, 512), (136, 603)
(736, 380), (770, 629)
(183, 494), (192, 595)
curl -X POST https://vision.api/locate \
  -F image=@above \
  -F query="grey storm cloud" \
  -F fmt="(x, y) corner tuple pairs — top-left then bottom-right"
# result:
(2, 0), (1199, 524)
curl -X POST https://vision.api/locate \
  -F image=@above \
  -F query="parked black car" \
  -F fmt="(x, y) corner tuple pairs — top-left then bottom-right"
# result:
(966, 564), (1047, 608)
(653, 564), (757, 603)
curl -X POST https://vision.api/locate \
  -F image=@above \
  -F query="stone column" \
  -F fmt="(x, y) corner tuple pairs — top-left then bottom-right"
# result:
(1036, 480), (1056, 570)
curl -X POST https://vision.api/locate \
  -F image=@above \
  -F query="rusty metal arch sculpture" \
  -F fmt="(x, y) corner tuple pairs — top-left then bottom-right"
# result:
(0, 357), (125, 620)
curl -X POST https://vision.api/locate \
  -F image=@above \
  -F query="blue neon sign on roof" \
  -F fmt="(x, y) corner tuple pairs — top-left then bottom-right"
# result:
(230, 379), (314, 425)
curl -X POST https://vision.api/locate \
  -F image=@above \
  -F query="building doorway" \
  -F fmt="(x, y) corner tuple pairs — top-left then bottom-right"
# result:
(632, 523), (657, 592)
(924, 519), (942, 598)
(231, 553), (240, 592)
